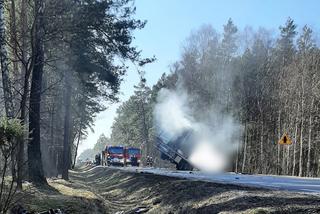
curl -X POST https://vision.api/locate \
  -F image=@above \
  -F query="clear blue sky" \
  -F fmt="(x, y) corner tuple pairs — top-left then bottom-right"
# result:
(79, 0), (320, 155)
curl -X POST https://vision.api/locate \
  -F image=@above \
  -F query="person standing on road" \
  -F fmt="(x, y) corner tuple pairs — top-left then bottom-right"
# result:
(146, 156), (153, 167)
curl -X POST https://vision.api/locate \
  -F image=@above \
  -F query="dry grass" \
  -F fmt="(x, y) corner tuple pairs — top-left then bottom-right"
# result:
(16, 166), (320, 213)
(49, 179), (97, 199)
(69, 167), (320, 213)
(19, 177), (105, 214)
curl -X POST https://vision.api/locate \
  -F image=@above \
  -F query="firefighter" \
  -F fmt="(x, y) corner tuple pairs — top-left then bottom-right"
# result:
(131, 155), (138, 166)
(95, 154), (101, 166)
(146, 155), (153, 167)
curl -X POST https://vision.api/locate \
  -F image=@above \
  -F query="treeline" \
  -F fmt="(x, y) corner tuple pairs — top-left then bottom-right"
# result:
(111, 18), (320, 177)
(0, 0), (150, 191)
(109, 74), (177, 166)
(78, 134), (111, 162)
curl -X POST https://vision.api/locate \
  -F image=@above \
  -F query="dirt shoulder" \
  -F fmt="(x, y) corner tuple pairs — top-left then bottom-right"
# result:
(20, 166), (320, 213)
(71, 167), (320, 214)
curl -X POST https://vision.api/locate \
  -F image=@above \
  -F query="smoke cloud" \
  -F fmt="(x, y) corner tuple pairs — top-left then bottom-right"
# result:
(154, 84), (241, 172)
(154, 89), (193, 139)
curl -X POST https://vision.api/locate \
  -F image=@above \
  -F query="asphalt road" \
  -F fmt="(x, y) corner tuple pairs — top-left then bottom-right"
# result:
(110, 166), (320, 194)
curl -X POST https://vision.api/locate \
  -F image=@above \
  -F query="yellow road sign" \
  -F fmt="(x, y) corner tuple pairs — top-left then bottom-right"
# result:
(278, 133), (292, 145)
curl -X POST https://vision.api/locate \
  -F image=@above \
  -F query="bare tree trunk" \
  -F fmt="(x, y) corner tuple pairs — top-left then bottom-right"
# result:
(9, 0), (18, 80)
(298, 119), (304, 177)
(62, 70), (72, 180)
(315, 106), (319, 177)
(16, 0), (29, 191)
(281, 139), (286, 174)
(307, 98), (314, 177)
(265, 134), (270, 174)
(282, 122), (287, 174)
(72, 131), (81, 169)
(235, 130), (241, 173)
(27, 0), (47, 184)
(286, 143), (290, 174)
(298, 76), (305, 177)
(277, 110), (281, 175)
(1, 0), (17, 184)
(292, 103), (299, 176)
(286, 114), (292, 175)
(241, 122), (247, 173)
(141, 103), (149, 156)
(0, 0), (14, 118)
(259, 121), (264, 174)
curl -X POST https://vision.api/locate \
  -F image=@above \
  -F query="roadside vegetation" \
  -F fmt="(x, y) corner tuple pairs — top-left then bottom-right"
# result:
(21, 166), (320, 214)
(0, 0), (153, 211)
(0, 0), (320, 212)
(0, 117), (24, 213)
(108, 18), (320, 177)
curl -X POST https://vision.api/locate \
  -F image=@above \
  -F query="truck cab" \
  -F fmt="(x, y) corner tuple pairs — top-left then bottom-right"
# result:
(156, 129), (195, 171)
(102, 145), (125, 166)
(124, 147), (141, 166)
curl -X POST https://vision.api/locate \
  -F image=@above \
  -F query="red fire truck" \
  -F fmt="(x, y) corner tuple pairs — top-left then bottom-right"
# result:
(102, 145), (125, 166)
(124, 147), (141, 167)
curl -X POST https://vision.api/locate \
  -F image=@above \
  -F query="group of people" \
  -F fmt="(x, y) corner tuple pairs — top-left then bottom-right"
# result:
(146, 155), (153, 167)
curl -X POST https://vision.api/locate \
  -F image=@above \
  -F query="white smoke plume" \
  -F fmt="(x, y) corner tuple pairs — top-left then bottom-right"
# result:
(154, 87), (241, 172)
(154, 89), (193, 139)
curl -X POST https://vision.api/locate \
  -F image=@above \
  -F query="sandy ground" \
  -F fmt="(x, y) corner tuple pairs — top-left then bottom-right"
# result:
(21, 166), (320, 214)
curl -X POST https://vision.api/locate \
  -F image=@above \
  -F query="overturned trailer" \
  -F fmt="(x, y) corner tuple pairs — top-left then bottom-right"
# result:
(155, 129), (195, 171)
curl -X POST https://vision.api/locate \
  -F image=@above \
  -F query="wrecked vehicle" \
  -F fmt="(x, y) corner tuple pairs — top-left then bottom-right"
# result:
(155, 129), (195, 171)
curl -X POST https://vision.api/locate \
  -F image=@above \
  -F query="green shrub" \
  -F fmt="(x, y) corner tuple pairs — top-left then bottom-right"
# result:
(0, 117), (24, 148)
